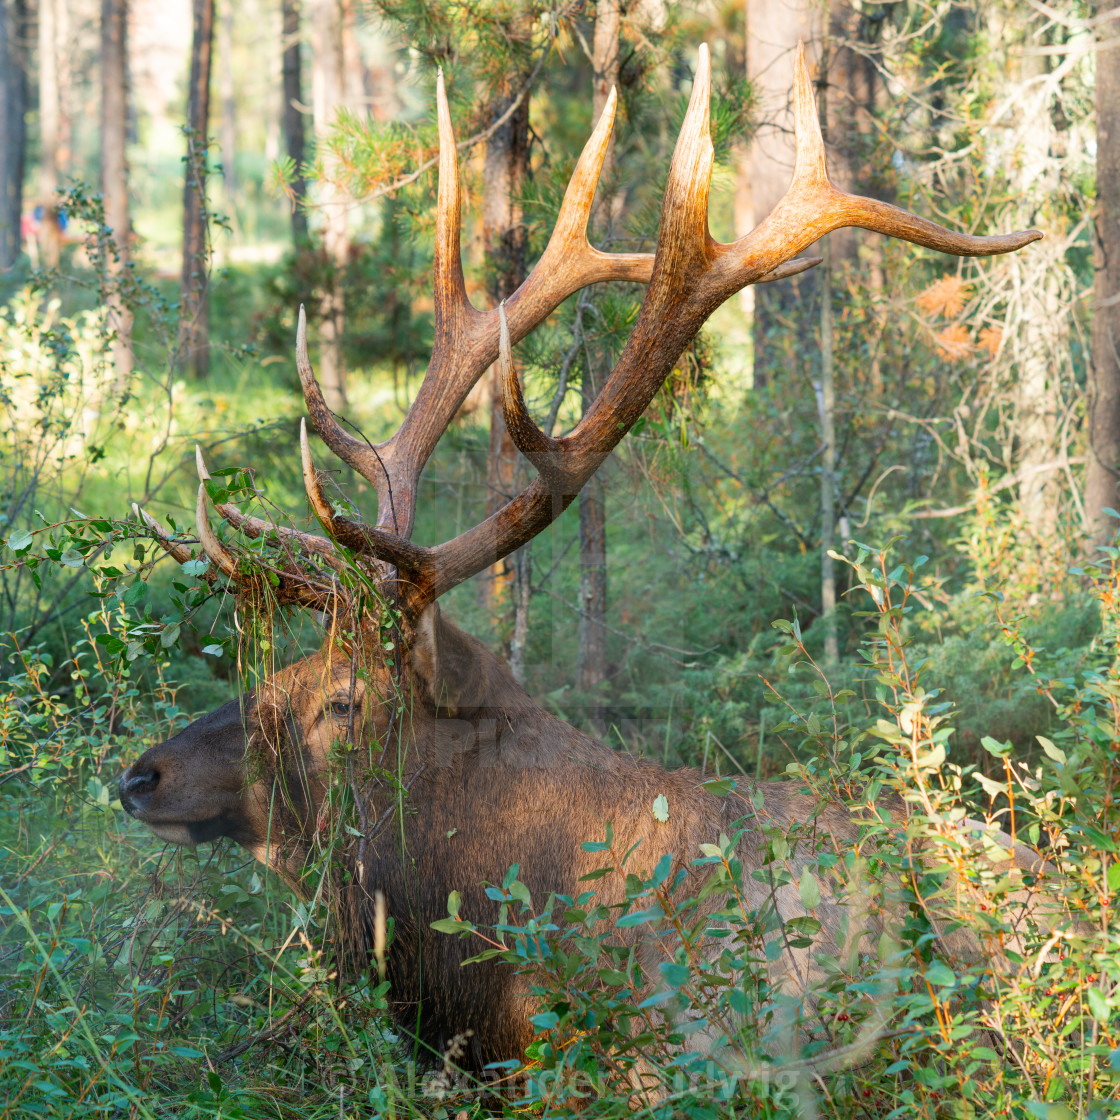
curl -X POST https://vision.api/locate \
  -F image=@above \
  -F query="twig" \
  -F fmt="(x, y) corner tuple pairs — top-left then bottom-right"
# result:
(907, 458), (1085, 519)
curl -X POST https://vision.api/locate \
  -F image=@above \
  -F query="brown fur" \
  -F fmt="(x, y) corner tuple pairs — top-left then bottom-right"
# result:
(119, 605), (1056, 1072)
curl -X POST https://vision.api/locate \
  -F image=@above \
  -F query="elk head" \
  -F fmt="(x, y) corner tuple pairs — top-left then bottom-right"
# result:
(119, 44), (1040, 886)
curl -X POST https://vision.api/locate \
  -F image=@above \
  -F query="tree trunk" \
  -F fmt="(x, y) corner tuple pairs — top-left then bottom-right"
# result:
(281, 0), (308, 242)
(479, 62), (531, 634)
(179, 0), (214, 378)
(577, 0), (619, 730)
(38, 0), (61, 268)
(100, 0), (131, 381)
(817, 31), (838, 668)
(310, 0), (348, 409)
(732, 0), (754, 339)
(744, 0), (870, 388)
(1009, 50), (1064, 541)
(218, 0), (236, 202)
(0, 0), (27, 270)
(1088, 0), (1120, 548)
(1015, 268), (1063, 538)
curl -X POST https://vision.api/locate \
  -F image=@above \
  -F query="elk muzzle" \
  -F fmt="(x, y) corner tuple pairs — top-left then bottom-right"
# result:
(118, 698), (258, 847)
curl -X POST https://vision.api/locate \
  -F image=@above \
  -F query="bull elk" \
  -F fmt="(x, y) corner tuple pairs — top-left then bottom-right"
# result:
(120, 45), (1045, 1074)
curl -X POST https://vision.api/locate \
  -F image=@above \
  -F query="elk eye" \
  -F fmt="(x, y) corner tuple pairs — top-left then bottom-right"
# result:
(329, 700), (351, 718)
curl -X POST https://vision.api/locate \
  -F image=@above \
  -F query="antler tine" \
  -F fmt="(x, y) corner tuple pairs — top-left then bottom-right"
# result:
(196, 485), (238, 577)
(497, 302), (560, 480)
(294, 305), (390, 493)
(300, 418), (336, 526)
(196, 437), (345, 570)
(432, 67), (472, 332)
(193, 479), (341, 604)
(133, 503), (197, 567)
(508, 85), (652, 312)
(711, 42), (1042, 292)
(297, 417), (431, 572)
(291, 71), (477, 548)
(791, 41), (828, 188)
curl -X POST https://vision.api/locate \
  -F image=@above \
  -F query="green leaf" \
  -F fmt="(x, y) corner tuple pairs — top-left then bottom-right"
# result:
(160, 624), (181, 649)
(447, 890), (461, 918)
(1107, 861), (1120, 892)
(658, 961), (690, 988)
(461, 948), (508, 965)
(798, 868), (821, 909)
(651, 794), (669, 823)
(597, 968), (629, 986)
(1037, 736), (1067, 765)
(1024, 1104), (1077, 1120)
(1088, 987), (1110, 1023)
(122, 581), (147, 607)
(702, 777), (735, 796)
(5, 529), (32, 553)
(616, 906), (664, 928)
(202, 644), (224, 657)
(923, 961), (956, 987)
(974, 772), (1006, 799)
(1077, 825), (1117, 852)
(180, 559), (209, 577)
(650, 853), (672, 887)
(59, 548), (84, 567)
(430, 917), (472, 935)
(980, 735), (1011, 758)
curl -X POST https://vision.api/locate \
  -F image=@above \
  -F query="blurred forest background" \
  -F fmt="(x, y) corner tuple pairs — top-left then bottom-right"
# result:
(2, 0), (1114, 757)
(1, 0), (1119, 1115)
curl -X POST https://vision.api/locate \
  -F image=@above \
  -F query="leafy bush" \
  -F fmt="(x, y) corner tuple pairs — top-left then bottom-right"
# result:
(423, 542), (1119, 1118)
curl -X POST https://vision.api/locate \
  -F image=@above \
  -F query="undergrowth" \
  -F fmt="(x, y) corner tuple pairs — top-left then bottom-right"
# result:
(1, 535), (1117, 1117)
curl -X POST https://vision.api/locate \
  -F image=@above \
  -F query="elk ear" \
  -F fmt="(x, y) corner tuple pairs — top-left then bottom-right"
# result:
(409, 603), (484, 717)
(410, 603), (443, 703)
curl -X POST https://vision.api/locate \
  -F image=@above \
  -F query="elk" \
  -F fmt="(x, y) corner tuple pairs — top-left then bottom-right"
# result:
(119, 45), (1045, 1074)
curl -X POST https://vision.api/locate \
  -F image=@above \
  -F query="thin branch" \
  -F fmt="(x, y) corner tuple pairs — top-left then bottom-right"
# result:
(907, 459), (1086, 519)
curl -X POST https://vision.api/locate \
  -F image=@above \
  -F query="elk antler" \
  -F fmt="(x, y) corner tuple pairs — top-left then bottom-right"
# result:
(399, 42), (1040, 606)
(295, 68), (823, 550)
(146, 43), (1039, 617)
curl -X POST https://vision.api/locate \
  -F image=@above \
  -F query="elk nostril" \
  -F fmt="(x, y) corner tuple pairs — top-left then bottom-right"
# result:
(127, 768), (159, 794)
(120, 767), (160, 808)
